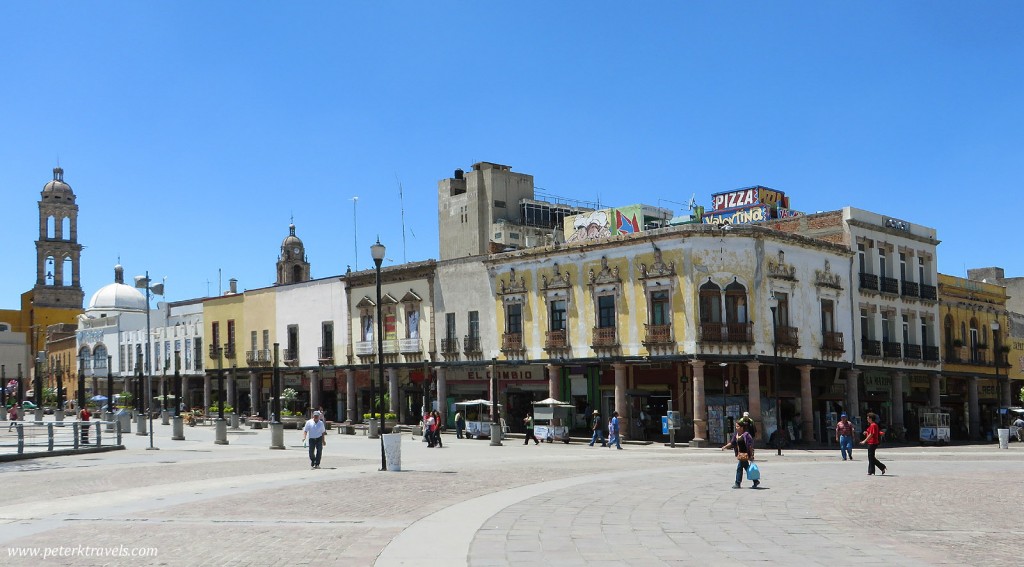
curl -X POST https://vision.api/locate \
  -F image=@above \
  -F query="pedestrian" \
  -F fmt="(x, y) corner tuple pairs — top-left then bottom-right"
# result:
(301, 410), (327, 469)
(589, 409), (607, 447)
(608, 411), (622, 449)
(722, 421), (758, 489)
(432, 410), (444, 448)
(835, 412), (855, 461)
(860, 412), (886, 475)
(79, 405), (91, 444)
(1012, 414), (1024, 442)
(737, 411), (756, 437)
(523, 413), (539, 445)
(7, 403), (19, 432)
(455, 410), (465, 439)
(425, 411), (436, 447)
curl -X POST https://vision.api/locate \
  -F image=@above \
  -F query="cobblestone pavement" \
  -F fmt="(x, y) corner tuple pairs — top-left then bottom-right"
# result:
(1, 421), (1022, 566)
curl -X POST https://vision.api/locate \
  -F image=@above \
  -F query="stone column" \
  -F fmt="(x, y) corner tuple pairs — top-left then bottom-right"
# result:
(345, 369), (356, 423)
(387, 367), (399, 415)
(547, 364), (562, 426)
(930, 374), (941, 409)
(1002, 379), (1012, 415)
(203, 373), (212, 411)
(690, 360), (707, 446)
(745, 361), (762, 441)
(968, 376), (980, 440)
(436, 367), (448, 423)
(308, 370), (320, 413)
(798, 365), (814, 444)
(613, 363), (628, 439)
(249, 371), (259, 417)
(845, 368), (861, 421)
(891, 371), (905, 434)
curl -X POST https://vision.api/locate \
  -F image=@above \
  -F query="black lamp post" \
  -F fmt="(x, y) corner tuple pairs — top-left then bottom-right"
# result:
(173, 351), (182, 418)
(768, 293), (782, 455)
(992, 321), (1002, 428)
(106, 356), (113, 419)
(54, 356), (64, 415)
(1, 365), (6, 409)
(34, 351), (44, 415)
(77, 354), (86, 413)
(135, 272), (163, 451)
(371, 238), (387, 471)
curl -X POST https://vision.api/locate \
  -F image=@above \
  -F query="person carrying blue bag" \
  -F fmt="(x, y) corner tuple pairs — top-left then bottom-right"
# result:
(722, 421), (759, 489)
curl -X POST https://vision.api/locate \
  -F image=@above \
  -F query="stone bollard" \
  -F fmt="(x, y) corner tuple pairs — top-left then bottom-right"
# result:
(229, 413), (240, 430)
(270, 422), (285, 450)
(171, 416), (185, 440)
(382, 433), (402, 471)
(136, 413), (148, 436)
(490, 423), (503, 446)
(161, 410), (170, 426)
(368, 420), (380, 439)
(215, 418), (229, 445)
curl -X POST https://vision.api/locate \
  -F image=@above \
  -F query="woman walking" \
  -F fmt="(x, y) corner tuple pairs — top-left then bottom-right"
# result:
(431, 410), (443, 448)
(860, 412), (886, 475)
(722, 421), (758, 489)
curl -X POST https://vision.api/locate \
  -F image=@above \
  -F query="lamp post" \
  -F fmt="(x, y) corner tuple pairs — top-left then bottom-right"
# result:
(992, 321), (1002, 428)
(371, 238), (387, 471)
(34, 350), (45, 421)
(171, 350), (185, 441)
(77, 354), (86, 417)
(214, 344), (228, 445)
(106, 355), (114, 432)
(135, 271), (163, 451)
(767, 293), (782, 455)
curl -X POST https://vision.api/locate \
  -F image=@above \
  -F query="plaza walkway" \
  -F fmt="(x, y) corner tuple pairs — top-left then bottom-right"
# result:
(1, 420), (1021, 566)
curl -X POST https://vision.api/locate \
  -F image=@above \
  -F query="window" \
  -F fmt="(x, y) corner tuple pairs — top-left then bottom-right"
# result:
(93, 345), (107, 369)
(505, 305), (521, 334)
(446, 313), (456, 340)
(211, 322), (221, 352)
(597, 295), (615, 328)
(878, 249), (887, 279)
(918, 257), (926, 286)
(164, 341), (171, 370)
(120, 345), (126, 371)
(227, 320), (236, 351)
(361, 314), (374, 342)
(154, 342), (161, 369)
(900, 253), (908, 282)
(650, 291), (669, 326)
(921, 319), (928, 347)
(469, 311), (480, 338)
(775, 292), (790, 326)
(857, 243), (866, 273)
(406, 308), (420, 339)
(860, 309), (870, 340)
(724, 281), (747, 323)
(881, 312), (890, 343)
(322, 322), (334, 351)
(251, 331), (258, 352)
(79, 346), (91, 369)
(902, 315), (910, 344)
(193, 338), (202, 371)
(550, 300), (567, 331)
(182, 339), (190, 369)
(821, 299), (835, 333)
(262, 330), (270, 351)
(287, 325), (299, 358)
(384, 310), (396, 341)
(699, 281), (722, 323)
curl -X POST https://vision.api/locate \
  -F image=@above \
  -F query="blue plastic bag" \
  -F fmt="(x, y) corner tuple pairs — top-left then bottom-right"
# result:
(746, 462), (760, 481)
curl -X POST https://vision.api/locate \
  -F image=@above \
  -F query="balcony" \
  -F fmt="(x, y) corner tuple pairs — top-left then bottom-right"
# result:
(880, 277), (899, 295)
(399, 338), (422, 354)
(463, 336), (481, 354)
(544, 329), (569, 351)
(776, 326), (799, 348)
(822, 331), (844, 353)
(441, 337), (460, 355)
(355, 341), (375, 355)
(923, 345), (939, 362)
(903, 343), (921, 360)
(862, 339), (881, 357)
(643, 324), (673, 346)
(224, 345), (237, 359)
(591, 327), (618, 347)
(859, 272), (879, 291)
(501, 333), (524, 352)
(318, 346), (334, 364)
(284, 348), (298, 363)
(920, 284), (937, 301)
(383, 339), (399, 354)
(246, 349), (272, 366)
(882, 340), (902, 359)
(970, 349), (989, 365)
(698, 322), (753, 344)
(208, 344), (222, 359)
(900, 280), (919, 298)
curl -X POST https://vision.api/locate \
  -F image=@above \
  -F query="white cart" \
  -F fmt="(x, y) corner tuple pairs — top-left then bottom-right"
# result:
(918, 411), (950, 444)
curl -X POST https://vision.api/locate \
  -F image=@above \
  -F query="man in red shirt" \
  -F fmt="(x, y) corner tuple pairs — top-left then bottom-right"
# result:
(79, 406), (91, 444)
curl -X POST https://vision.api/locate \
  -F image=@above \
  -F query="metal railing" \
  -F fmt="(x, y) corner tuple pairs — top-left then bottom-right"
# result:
(883, 340), (902, 358)
(900, 280), (919, 298)
(920, 284), (937, 300)
(592, 327), (618, 347)
(822, 331), (844, 352)
(501, 333), (524, 351)
(464, 336), (482, 353)
(880, 276), (899, 295)
(862, 339), (881, 357)
(545, 329), (568, 349)
(1, 420), (124, 455)
(643, 324), (673, 345)
(777, 326), (799, 347)
(246, 349), (272, 366)
(441, 338), (460, 354)
(859, 272), (878, 291)
(318, 346), (334, 361)
(903, 343), (922, 360)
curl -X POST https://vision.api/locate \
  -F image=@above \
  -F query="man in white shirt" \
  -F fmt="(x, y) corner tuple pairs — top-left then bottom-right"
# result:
(302, 411), (327, 469)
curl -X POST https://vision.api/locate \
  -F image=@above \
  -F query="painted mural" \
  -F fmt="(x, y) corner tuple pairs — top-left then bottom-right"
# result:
(565, 205), (645, 242)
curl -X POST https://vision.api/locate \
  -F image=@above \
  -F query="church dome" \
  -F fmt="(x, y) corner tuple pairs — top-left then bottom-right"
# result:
(87, 264), (146, 311)
(281, 223), (303, 248)
(41, 167), (76, 202)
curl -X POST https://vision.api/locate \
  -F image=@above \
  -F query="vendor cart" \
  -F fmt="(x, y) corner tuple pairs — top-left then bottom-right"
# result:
(918, 410), (950, 444)
(532, 397), (573, 443)
(454, 399), (504, 439)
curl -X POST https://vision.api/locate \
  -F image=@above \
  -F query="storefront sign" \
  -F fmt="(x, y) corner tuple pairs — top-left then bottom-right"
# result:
(978, 379), (998, 398)
(447, 365), (544, 382)
(863, 373), (892, 392)
(908, 375), (931, 392)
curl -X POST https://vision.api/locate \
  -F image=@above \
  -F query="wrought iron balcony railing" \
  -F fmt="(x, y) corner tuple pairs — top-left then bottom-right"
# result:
(859, 272), (878, 291)
(822, 331), (844, 353)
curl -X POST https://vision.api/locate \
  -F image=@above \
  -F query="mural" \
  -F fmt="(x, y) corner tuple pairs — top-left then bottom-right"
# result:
(566, 210), (612, 243)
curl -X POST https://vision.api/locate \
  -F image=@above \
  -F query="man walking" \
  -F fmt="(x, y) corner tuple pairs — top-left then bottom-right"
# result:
(523, 413), (539, 445)
(455, 410), (465, 439)
(589, 409), (607, 447)
(608, 411), (622, 449)
(302, 410), (327, 469)
(835, 412), (855, 461)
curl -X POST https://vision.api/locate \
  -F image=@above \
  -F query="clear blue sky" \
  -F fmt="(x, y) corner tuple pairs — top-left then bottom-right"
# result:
(2, 2), (1022, 308)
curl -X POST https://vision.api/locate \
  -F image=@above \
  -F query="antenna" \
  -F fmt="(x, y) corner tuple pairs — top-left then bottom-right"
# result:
(396, 174), (407, 264)
(350, 196), (359, 270)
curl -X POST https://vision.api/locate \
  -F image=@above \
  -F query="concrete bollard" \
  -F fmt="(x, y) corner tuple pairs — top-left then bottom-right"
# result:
(171, 416), (185, 440)
(382, 433), (403, 471)
(270, 422), (285, 450)
(215, 419), (229, 445)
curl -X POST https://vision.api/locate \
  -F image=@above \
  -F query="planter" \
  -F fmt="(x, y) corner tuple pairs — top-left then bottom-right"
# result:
(280, 416), (305, 430)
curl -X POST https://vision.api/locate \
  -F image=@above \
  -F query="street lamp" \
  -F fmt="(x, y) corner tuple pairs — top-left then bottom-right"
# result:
(992, 321), (1002, 428)
(213, 343), (228, 445)
(767, 293), (782, 455)
(371, 238), (387, 471)
(135, 271), (164, 451)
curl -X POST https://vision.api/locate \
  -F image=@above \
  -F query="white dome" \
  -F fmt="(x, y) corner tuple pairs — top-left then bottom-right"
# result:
(87, 283), (147, 311)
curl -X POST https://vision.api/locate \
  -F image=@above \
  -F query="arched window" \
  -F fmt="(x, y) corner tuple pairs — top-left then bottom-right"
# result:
(724, 280), (748, 323)
(62, 256), (74, 286)
(79, 346), (92, 370)
(291, 264), (302, 283)
(62, 217), (71, 240)
(47, 216), (56, 238)
(94, 345), (108, 369)
(699, 280), (721, 323)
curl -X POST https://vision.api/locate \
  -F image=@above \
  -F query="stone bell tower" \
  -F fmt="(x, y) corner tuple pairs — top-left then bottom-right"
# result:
(32, 167), (84, 307)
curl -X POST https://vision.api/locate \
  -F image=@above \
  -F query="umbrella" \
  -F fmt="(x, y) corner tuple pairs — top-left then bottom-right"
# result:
(453, 399), (502, 407)
(89, 395), (108, 402)
(533, 397), (572, 406)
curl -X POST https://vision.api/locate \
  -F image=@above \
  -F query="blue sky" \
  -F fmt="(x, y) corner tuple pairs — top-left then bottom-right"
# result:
(1, 2), (1022, 308)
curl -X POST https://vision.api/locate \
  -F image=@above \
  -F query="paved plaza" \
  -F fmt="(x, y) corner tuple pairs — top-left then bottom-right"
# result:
(1, 420), (1022, 566)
